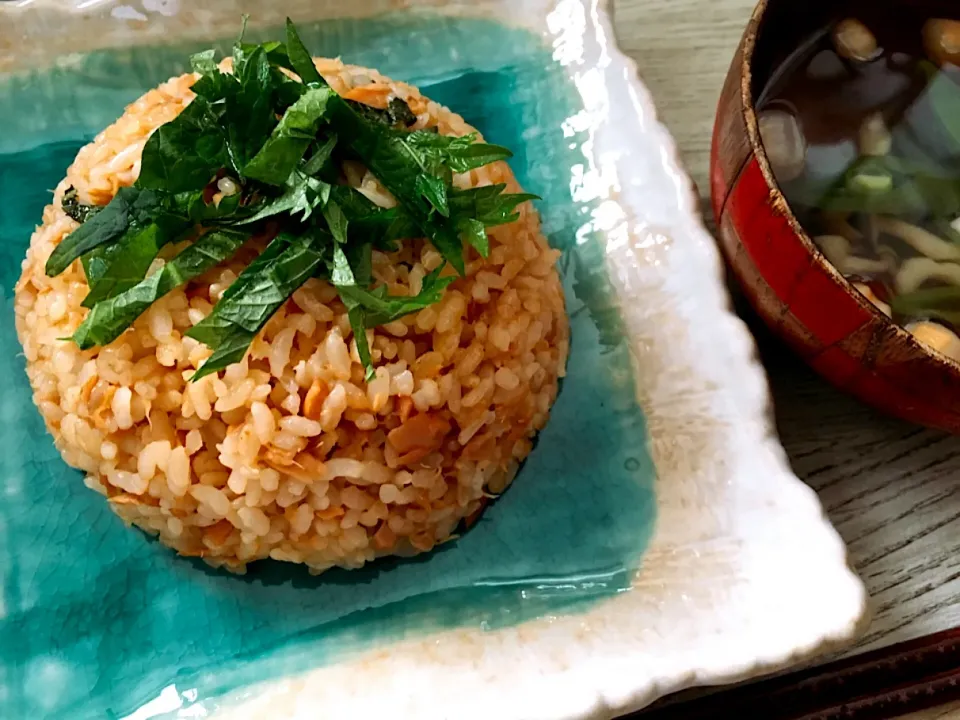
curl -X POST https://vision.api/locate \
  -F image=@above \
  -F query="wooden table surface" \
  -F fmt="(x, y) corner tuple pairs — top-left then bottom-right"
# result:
(611, 0), (960, 715)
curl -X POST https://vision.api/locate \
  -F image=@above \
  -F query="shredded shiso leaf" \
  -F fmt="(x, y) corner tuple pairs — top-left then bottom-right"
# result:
(48, 18), (537, 380)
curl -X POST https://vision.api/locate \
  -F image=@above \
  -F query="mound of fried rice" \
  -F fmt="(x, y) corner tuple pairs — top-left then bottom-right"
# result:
(14, 59), (568, 573)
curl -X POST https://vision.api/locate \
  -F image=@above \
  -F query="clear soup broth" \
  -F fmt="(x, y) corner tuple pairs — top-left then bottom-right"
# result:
(758, 6), (960, 360)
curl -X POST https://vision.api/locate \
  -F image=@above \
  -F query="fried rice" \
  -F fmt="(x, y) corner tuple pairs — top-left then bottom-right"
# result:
(14, 58), (568, 573)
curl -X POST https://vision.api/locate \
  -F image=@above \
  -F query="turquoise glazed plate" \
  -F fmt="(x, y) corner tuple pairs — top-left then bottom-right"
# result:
(0, 1), (867, 718)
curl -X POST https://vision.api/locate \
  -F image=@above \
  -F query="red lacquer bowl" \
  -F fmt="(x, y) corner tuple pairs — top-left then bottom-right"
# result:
(711, 0), (960, 433)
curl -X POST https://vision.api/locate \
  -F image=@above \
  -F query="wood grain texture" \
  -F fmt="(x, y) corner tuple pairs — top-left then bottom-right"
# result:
(613, 0), (960, 716)
(902, 701), (960, 720)
(635, 627), (960, 718)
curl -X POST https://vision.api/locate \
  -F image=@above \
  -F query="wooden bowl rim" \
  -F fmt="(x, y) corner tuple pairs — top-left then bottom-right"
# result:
(735, 0), (960, 376)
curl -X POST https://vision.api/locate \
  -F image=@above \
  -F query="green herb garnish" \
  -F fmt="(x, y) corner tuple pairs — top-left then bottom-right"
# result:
(889, 285), (960, 327)
(783, 151), (960, 218)
(47, 18), (537, 380)
(73, 229), (249, 350)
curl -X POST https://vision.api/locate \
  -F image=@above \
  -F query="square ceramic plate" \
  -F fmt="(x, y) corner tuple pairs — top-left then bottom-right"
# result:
(0, 1), (868, 718)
